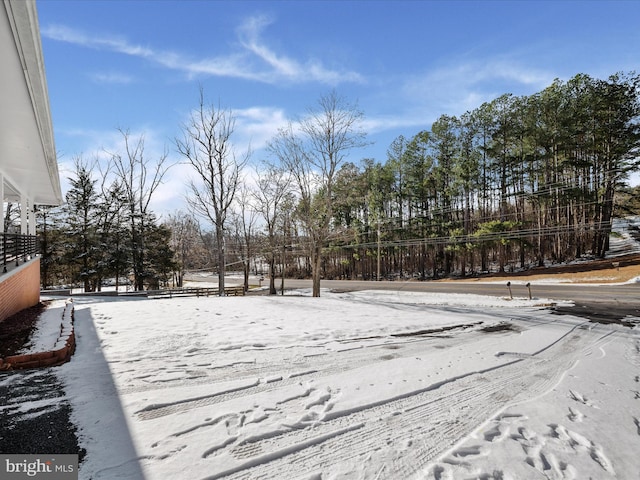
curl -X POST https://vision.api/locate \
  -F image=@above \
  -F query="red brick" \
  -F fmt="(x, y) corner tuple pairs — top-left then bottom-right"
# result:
(0, 259), (41, 323)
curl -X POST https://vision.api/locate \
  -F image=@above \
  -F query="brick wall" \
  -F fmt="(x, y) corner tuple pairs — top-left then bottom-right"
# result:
(0, 259), (40, 323)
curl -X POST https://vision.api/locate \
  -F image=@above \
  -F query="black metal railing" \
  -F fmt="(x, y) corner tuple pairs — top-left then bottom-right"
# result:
(1, 233), (38, 273)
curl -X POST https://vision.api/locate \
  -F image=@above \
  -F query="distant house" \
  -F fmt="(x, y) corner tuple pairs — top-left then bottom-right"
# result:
(0, 0), (62, 322)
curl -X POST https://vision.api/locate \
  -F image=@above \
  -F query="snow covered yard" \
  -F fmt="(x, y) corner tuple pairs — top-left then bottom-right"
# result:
(53, 290), (640, 479)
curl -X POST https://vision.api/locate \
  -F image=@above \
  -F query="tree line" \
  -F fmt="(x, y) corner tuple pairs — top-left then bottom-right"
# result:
(327, 72), (640, 281)
(35, 72), (640, 295)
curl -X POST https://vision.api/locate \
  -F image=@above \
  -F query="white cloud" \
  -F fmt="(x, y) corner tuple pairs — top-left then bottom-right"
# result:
(361, 113), (430, 136)
(340, 57), (556, 142)
(403, 57), (554, 115)
(233, 106), (289, 154)
(88, 72), (135, 84)
(42, 24), (154, 58)
(234, 15), (363, 85)
(64, 109), (292, 216)
(41, 16), (363, 86)
(55, 126), (184, 215)
(237, 15), (299, 78)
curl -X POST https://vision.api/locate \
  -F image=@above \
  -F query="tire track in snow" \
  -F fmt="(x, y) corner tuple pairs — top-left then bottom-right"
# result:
(122, 328), (475, 396)
(212, 360), (563, 480)
(207, 326), (612, 480)
(134, 335), (463, 420)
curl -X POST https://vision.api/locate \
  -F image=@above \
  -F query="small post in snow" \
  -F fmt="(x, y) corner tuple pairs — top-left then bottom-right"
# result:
(526, 282), (532, 300)
(506, 281), (512, 300)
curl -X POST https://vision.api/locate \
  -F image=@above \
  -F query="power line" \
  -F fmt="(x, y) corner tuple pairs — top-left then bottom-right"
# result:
(333, 221), (613, 251)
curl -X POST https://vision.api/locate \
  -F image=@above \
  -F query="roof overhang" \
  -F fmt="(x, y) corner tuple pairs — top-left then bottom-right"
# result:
(1, 0), (62, 206)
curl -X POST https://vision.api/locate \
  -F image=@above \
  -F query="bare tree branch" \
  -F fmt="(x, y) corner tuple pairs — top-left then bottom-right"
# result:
(269, 92), (367, 296)
(176, 89), (250, 295)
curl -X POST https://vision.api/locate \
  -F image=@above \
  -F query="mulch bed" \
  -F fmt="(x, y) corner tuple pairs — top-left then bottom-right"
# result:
(0, 302), (49, 358)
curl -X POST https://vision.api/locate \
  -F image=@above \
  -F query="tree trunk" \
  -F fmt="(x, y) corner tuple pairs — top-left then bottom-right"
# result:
(269, 257), (277, 295)
(312, 245), (322, 297)
(217, 227), (225, 296)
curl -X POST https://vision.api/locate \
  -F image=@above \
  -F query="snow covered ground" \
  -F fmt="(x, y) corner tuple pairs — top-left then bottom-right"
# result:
(38, 289), (640, 479)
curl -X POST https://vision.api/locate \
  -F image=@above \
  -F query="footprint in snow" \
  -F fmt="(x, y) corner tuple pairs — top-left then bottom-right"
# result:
(591, 443), (616, 475)
(429, 464), (453, 480)
(511, 426), (538, 443)
(567, 407), (584, 422)
(497, 413), (526, 421)
(475, 470), (512, 480)
(483, 423), (510, 443)
(527, 449), (578, 479)
(451, 445), (485, 458)
(548, 423), (616, 475)
(568, 390), (597, 408)
(442, 445), (488, 467)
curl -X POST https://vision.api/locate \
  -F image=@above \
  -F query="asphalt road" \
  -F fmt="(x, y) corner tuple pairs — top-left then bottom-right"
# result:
(278, 278), (640, 325)
(282, 278), (639, 305)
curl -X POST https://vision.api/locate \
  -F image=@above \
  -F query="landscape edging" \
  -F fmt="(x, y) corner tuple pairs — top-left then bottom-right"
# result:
(0, 299), (75, 370)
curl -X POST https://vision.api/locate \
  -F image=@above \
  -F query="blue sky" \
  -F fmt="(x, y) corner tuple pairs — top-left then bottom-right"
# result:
(37, 0), (640, 216)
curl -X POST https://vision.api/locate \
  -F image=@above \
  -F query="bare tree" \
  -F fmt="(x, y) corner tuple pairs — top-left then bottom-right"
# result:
(109, 129), (171, 291)
(230, 182), (259, 292)
(277, 195), (296, 295)
(269, 124), (315, 285)
(165, 211), (205, 287)
(253, 162), (292, 294)
(176, 89), (250, 296)
(270, 91), (367, 297)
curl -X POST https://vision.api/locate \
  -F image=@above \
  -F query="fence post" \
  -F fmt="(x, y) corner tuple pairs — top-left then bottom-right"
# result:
(506, 281), (512, 299)
(526, 282), (532, 300)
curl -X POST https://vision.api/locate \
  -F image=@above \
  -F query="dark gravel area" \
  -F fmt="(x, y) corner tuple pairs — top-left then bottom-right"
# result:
(0, 303), (84, 459)
(0, 368), (85, 459)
